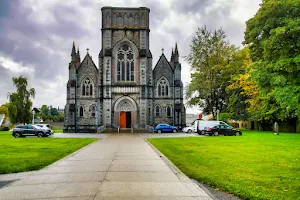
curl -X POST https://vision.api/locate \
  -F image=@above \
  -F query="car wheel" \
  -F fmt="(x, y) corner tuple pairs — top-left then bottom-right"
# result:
(187, 129), (192, 133)
(235, 132), (240, 136)
(158, 130), (162, 134)
(37, 132), (44, 137)
(214, 132), (219, 136)
(201, 130), (205, 135)
(173, 129), (177, 133)
(14, 132), (20, 138)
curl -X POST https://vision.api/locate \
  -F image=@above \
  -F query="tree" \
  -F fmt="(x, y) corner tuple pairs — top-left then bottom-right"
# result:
(40, 105), (49, 116)
(7, 76), (35, 125)
(226, 47), (256, 120)
(0, 103), (9, 120)
(50, 107), (59, 116)
(244, 0), (300, 120)
(186, 26), (237, 117)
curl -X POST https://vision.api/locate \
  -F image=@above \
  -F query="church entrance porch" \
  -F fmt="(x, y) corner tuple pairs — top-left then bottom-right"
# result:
(120, 112), (132, 128)
(114, 96), (138, 128)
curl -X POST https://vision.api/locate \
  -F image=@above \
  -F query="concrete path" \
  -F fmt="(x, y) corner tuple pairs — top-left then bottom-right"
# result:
(0, 134), (212, 200)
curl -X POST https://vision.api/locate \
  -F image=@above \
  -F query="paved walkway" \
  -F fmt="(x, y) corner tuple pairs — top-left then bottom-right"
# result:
(0, 134), (212, 200)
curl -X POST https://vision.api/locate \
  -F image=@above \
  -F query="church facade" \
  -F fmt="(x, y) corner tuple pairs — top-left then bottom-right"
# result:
(64, 7), (185, 132)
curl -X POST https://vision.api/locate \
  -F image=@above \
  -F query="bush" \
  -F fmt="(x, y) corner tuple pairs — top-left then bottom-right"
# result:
(0, 126), (9, 131)
(219, 112), (232, 123)
(228, 122), (239, 128)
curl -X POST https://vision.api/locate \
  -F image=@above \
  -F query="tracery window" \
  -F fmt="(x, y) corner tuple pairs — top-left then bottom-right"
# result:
(117, 44), (135, 82)
(90, 105), (96, 117)
(82, 77), (93, 96)
(79, 106), (84, 117)
(157, 77), (169, 97)
(155, 106), (160, 117)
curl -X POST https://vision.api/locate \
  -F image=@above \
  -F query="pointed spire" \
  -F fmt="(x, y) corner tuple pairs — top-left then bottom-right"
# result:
(77, 47), (81, 62)
(174, 42), (179, 62)
(175, 42), (179, 54)
(171, 48), (174, 61)
(71, 41), (77, 62)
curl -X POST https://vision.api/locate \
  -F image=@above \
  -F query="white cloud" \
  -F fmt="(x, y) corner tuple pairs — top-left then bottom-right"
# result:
(0, 55), (35, 74)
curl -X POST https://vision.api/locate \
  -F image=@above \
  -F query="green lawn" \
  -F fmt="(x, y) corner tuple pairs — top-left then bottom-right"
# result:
(148, 131), (300, 200)
(0, 131), (97, 174)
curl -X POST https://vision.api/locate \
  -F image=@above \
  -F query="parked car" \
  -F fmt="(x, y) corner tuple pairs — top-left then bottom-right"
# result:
(36, 124), (53, 133)
(182, 125), (196, 133)
(205, 124), (242, 136)
(12, 125), (53, 138)
(193, 120), (229, 135)
(154, 124), (178, 133)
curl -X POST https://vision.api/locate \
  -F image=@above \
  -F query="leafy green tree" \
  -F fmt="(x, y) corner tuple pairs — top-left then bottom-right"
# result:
(186, 26), (237, 117)
(7, 76), (35, 125)
(226, 47), (254, 120)
(50, 107), (59, 116)
(58, 111), (64, 122)
(0, 103), (9, 120)
(244, 0), (300, 120)
(40, 105), (49, 116)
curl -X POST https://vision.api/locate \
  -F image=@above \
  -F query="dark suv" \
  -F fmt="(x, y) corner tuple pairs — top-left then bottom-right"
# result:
(12, 125), (53, 138)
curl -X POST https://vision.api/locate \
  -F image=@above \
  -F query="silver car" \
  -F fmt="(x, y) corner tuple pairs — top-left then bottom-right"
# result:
(182, 126), (196, 133)
(36, 124), (53, 134)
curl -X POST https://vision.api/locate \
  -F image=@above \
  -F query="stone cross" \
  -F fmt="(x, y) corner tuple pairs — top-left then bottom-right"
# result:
(161, 48), (164, 54)
(86, 48), (90, 54)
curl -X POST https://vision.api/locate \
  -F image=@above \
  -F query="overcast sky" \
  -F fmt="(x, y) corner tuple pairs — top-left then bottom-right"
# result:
(0, 0), (261, 114)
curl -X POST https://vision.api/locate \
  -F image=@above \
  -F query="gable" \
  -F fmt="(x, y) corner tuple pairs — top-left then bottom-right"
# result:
(153, 54), (173, 72)
(77, 54), (98, 72)
(153, 54), (174, 85)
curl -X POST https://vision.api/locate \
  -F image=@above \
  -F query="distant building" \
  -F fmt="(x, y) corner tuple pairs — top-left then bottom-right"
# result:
(64, 7), (186, 133)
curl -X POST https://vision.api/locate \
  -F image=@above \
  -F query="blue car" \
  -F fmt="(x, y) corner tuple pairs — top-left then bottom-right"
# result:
(154, 124), (178, 133)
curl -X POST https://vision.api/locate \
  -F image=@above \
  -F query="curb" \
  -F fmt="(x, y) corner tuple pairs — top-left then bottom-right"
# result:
(144, 136), (217, 199)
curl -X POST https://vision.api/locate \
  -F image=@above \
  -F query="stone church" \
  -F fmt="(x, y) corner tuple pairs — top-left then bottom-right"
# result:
(64, 7), (186, 132)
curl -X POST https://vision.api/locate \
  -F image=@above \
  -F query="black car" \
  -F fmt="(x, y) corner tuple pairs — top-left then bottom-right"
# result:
(12, 125), (53, 138)
(205, 124), (242, 136)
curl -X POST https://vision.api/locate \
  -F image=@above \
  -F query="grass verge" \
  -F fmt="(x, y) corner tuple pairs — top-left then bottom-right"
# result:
(148, 131), (300, 200)
(0, 131), (97, 174)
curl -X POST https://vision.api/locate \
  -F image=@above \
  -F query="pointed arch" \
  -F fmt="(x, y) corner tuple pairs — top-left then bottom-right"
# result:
(155, 105), (160, 117)
(89, 105), (96, 117)
(81, 76), (94, 96)
(167, 105), (172, 117)
(79, 106), (84, 117)
(114, 96), (138, 112)
(113, 39), (138, 83)
(157, 77), (170, 97)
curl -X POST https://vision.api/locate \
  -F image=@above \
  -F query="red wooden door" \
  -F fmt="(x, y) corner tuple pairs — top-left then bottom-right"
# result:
(120, 112), (126, 128)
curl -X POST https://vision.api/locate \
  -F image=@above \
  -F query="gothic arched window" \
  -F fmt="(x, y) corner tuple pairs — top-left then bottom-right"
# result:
(79, 106), (84, 117)
(82, 77), (93, 96)
(157, 77), (169, 97)
(155, 106), (160, 117)
(167, 105), (172, 117)
(90, 105), (96, 117)
(117, 44), (135, 82)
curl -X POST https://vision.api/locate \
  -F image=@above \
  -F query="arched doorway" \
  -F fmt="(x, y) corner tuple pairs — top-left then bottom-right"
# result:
(114, 96), (137, 128)
(120, 112), (131, 128)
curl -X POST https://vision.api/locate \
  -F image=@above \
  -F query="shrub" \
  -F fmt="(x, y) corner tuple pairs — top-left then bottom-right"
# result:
(0, 126), (9, 131)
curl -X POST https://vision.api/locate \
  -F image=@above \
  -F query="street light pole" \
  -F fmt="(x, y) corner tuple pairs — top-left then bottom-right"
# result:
(32, 109), (35, 124)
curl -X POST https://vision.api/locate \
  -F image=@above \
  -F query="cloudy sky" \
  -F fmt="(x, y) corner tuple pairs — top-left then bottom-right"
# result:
(0, 0), (261, 114)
